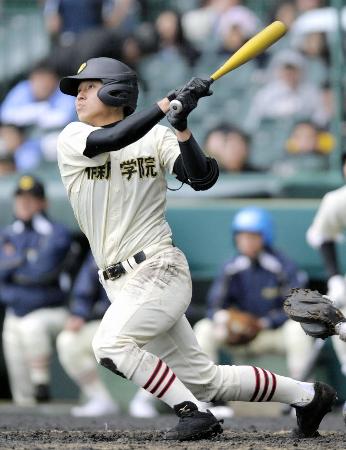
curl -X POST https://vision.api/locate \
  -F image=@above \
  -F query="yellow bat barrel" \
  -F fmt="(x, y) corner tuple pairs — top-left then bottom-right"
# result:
(211, 21), (287, 81)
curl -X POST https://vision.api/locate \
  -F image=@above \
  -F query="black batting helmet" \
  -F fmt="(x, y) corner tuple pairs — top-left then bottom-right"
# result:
(59, 57), (138, 116)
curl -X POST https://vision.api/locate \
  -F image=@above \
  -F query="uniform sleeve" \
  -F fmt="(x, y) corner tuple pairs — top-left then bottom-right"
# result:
(69, 252), (99, 319)
(307, 189), (346, 248)
(156, 126), (181, 174)
(58, 122), (110, 168)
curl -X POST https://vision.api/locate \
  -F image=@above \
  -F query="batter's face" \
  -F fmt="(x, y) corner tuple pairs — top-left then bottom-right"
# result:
(76, 80), (122, 126)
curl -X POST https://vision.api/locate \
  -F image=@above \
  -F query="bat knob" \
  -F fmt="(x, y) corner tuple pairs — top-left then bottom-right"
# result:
(169, 99), (183, 114)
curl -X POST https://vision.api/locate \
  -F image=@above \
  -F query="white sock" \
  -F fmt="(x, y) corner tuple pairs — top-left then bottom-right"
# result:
(236, 366), (315, 406)
(131, 353), (204, 410)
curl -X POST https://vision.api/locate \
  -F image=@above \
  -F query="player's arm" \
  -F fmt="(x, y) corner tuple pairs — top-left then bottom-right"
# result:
(168, 81), (218, 190)
(173, 132), (219, 191)
(84, 77), (211, 158)
(306, 189), (346, 305)
(320, 241), (340, 277)
(84, 101), (168, 157)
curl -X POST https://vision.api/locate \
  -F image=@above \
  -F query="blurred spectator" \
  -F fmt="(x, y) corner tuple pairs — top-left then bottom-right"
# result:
(272, 120), (335, 176)
(0, 175), (71, 406)
(57, 250), (158, 418)
(216, 4), (261, 53)
(44, 0), (138, 46)
(204, 123), (261, 173)
(293, 31), (330, 85)
(194, 206), (311, 381)
(1, 60), (75, 129)
(181, 0), (252, 50)
(295, 0), (326, 15)
(44, 0), (140, 76)
(0, 125), (41, 172)
(245, 49), (328, 133)
(0, 61), (76, 162)
(138, 9), (199, 102)
(0, 153), (15, 177)
(269, 0), (298, 28)
(267, 1), (298, 53)
(154, 9), (200, 67)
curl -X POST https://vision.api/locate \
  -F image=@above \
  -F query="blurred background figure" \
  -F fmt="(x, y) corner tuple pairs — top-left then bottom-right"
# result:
(0, 124), (41, 172)
(44, 0), (139, 46)
(57, 250), (158, 418)
(0, 60), (76, 163)
(181, 0), (257, 50)
(194, 206), (311, 381)
(154, 9), (200, 68)
(43, 0), (140, 76)
(0, 152), (15, 176)
(138, 8), (200, 103)
(245, 49), (328, 134)
(293, 31), (330, 85)
(0, 175), (71, 405)
(306, 152), (346, 415)
(204, 123), (261, 173)
(272, 120), (335, 176)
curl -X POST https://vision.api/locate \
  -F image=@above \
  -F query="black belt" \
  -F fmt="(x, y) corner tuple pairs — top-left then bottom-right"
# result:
(102, 250), (146, 280)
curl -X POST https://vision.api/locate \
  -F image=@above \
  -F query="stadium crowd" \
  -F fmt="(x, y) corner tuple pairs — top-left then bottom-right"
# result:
(0, 0), (341, 177)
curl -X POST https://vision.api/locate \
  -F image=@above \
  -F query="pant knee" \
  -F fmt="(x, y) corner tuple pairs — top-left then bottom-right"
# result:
(56, 331), (79, 364)
(92, 333), (138, 377)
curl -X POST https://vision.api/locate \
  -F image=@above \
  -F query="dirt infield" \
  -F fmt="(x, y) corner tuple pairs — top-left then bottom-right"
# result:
(0, 402), (345, 450)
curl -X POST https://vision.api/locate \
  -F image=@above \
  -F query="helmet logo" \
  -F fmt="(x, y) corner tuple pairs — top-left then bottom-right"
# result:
(77, 62), (87, 74)
(19, 176), (35, 190)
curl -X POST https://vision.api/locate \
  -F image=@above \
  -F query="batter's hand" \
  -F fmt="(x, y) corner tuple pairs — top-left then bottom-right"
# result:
(167, 89), (199, 131)
(181, 77), (213, 99)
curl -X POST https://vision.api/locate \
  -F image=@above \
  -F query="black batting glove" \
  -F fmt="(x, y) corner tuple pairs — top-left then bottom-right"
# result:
(180, 77), (213, 100)
(167, 111), (187, 132)
(166, 86), (183, 101)
(167, 90), (199, 131)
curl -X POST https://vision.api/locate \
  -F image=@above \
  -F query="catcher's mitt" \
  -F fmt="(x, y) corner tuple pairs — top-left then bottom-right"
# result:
(213, 308), (262, 345)
(283, 288), (346, 339)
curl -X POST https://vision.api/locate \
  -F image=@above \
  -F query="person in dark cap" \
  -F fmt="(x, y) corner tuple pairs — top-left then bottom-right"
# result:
(0, 175), (72, 406)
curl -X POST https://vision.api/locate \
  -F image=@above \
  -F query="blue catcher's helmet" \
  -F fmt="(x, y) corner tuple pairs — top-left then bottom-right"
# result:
(231, 206), (274, 247)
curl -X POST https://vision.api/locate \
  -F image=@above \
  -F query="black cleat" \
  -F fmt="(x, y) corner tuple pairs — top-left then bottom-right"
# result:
(164, 401), (223, 441)
(292, 382), (337, 438)
(34, 384), (51, 403)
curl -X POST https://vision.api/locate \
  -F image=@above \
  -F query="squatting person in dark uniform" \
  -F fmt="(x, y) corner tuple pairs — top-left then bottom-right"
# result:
(0, 175), (71, 405)
(194, 207), (313, 381)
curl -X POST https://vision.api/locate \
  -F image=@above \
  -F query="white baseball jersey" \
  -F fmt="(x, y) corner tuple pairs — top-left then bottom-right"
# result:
(57, 121), (180, 269)
(307, 185), (346, 248)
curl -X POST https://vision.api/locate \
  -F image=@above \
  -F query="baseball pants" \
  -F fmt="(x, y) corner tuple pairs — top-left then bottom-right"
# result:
(3, 307), (68, 405)
(93, 247), (266, 402)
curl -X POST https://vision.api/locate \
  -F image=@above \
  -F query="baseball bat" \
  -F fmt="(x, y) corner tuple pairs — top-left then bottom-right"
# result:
(170, 20), (287, 113)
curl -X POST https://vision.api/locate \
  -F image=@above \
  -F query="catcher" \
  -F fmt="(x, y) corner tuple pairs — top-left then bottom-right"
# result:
(194, 207), (313, 383)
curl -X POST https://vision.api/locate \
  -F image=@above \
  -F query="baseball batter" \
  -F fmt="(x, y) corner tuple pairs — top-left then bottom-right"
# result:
(57, 57), (335, 440)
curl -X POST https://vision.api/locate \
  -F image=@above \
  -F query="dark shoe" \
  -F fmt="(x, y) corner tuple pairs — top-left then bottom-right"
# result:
(292, 382), (337, 437)
(165, 401), (223, 441)
(34, 384), (51, 403)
